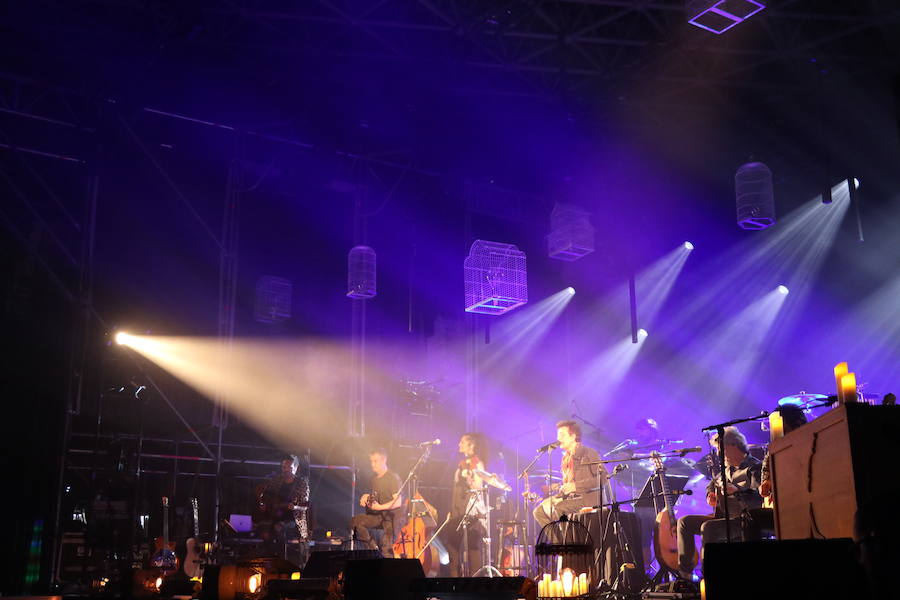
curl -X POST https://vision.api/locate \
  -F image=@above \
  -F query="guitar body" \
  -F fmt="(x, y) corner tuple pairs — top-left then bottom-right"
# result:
(653, 509), (680, 572)
(183, 538), (201, 578)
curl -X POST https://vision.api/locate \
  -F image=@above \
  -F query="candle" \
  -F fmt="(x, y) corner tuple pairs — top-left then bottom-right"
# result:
(841, 372), (857, 404)
(579, 573), (587, 596)
(700, 578), (706, 600)
(541, 574), (551, 597)
(561, 568), (575, 596)
(834, 362), (848, 404)
(768, 411), (784, 442)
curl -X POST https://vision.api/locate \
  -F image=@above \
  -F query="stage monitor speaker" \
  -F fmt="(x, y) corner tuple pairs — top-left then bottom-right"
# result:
(410, 576), (537, 600)
(343, 558), (425, 600)
(703, 539), (864, 600)
(301, 549), (381, 579)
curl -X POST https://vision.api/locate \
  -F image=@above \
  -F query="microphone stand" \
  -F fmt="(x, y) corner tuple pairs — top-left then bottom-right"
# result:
(702, 412), (768, 543)
(395, 445), (433, 557)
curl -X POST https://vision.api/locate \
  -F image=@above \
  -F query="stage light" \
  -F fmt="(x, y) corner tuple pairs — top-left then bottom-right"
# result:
(638, 328), (649, 340)
(115, 331), (130, 345)
(777, 285), (789, 295)
(566, 286), (576, 295)
(248, 572), (262, 594)
(684, 241), (694, 251)
(154, 577), (163, 591)
(852, 178), (860, 188)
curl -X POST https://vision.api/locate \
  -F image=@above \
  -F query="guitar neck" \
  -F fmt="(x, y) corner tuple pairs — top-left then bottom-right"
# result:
(192, 498), (199, 538)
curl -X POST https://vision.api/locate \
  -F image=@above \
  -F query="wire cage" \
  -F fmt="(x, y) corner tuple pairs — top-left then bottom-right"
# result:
(534, 516), (597, 598)
(463, 239), (528, 315)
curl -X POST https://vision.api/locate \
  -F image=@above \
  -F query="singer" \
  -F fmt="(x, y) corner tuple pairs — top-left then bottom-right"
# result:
(532, 420), (608, 529)
(443, 432), (490, 576)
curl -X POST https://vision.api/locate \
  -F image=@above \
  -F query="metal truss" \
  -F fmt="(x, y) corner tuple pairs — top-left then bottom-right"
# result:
(199, 0), (900, 102)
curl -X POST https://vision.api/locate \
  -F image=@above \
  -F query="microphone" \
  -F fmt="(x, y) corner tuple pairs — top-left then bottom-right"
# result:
(658, 489), (693, 497)
(675, 446), (703, 455)
(612, 463), (629, 476)
(538, 441), (561, 453)
(417, 439), (441, 447)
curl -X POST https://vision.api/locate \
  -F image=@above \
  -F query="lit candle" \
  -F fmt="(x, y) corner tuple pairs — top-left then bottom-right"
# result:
(768, 411), (784, 442)
(541, 574), (551, 597)
(579, 573), (587, 596)
(561, 568), (575, 597)
(840, 373), (857, 404)
(834, 362), (848, 404)
(701, 578), (706, 600)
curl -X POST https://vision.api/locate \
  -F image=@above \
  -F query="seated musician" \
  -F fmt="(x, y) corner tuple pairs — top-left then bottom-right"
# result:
(676, 426), (761, 579)
(348, 448), (403, 557)
(532, 420), (607, 528)
(253, 454), (310, 553)
(742, 404), (808, 540)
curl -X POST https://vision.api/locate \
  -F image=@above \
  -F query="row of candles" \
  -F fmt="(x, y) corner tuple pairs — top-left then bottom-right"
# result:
(537, 569), (589, 597)
(768, 361), (860, 442)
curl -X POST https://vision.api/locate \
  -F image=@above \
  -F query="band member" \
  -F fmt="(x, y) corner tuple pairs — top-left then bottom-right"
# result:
(253, 454), (310, 559)
(532, 420), (607, 528)
(676, 426), (761, 578)
(348, 448), (404, 557)
(445, 433), (488, 577)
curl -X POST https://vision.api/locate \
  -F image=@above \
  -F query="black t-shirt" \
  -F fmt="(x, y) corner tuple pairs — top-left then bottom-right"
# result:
(370, 469), (402, 512)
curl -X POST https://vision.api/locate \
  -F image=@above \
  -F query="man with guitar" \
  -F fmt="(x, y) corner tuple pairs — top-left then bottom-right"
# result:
(348, 448), (403, 557)
(253, 455), (310, 556)
(532, 420), (607, 528)
(675, 426), (762, 578)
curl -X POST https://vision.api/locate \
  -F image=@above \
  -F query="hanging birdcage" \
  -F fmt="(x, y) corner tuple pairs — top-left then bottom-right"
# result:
(534, 515), (596, 599)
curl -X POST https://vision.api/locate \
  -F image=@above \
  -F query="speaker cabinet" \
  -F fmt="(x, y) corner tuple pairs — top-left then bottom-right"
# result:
(703, 539), (864, 600)
(410, 576), (537, 600)
(343, 558), (425, 600)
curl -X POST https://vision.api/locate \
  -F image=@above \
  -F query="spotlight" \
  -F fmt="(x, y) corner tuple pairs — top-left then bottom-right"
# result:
(852, 178), (860, 188)
(777, 285), (789, 295)
(683, 241), (694, 251)
(114, 331), (130, 345)
(821, 186), (833, 205)
(566, 286), (576, 295)
(637, 328), (649, 340)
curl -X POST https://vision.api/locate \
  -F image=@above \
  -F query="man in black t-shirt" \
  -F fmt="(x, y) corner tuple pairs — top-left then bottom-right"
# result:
(349, 448), (404, 557)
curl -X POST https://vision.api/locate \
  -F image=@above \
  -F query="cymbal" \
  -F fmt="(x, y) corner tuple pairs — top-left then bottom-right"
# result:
(778, 392), (827, 406)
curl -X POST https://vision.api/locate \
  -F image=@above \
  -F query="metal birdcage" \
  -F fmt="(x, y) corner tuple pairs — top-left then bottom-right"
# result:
(534, 516), (597, 599)
(463, 239), (527, 315)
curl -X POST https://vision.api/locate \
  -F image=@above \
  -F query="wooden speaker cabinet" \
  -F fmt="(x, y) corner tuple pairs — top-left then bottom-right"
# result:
(769, 403), (900, 540)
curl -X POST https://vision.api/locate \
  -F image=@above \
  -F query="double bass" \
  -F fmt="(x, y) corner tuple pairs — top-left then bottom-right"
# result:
(392, 491), (440, 576)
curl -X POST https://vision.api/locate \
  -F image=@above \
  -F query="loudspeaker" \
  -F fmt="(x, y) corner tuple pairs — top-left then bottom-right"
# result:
(301, 549), (381, 579)
(703, 539), (865, 600)
(410, 577), (537, 600)
(344, 558), (425, 600)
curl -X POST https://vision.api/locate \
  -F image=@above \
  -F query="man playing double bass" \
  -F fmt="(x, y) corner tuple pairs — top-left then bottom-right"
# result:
(348, 448), (404, 557)
(532, 420), (608, 527)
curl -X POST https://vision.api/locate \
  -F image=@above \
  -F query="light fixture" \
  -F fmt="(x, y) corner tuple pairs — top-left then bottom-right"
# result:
(248, 572), (263, 594)
(637, 328), (649, 340)
(566, 286), (576, 295)
(684, 241), (694, 251)
(114, 331), (130, 345)
(777, 285), (789, 295)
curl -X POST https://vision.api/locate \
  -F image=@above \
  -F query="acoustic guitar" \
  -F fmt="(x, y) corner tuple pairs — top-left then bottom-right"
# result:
(183, 498), (202, 579)
(650, 452), (697, 573)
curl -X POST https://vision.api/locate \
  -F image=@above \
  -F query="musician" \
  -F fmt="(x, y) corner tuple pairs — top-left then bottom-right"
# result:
(445, 433), (488, 577)
(348, 448), (403, 557)
(676, 426), (761, 578)
(254, 455), (310, 552)
(532, 420), (607, 528)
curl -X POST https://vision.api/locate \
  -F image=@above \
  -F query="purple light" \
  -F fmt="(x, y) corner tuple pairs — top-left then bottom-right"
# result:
(777, 285), (789, 295)
(683, 241), (694, 251)
(687, 0), (766, 34)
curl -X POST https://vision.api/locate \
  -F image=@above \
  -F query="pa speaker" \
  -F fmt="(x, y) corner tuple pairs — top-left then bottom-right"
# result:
(344, 558), (425, 600)
(703, 539), (864, 600)
(410, 577), (537, 600)
(301, 549), (381, 579)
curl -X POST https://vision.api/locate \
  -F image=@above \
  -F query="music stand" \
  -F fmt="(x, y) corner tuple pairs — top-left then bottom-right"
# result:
(634, 473), (689, 510)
